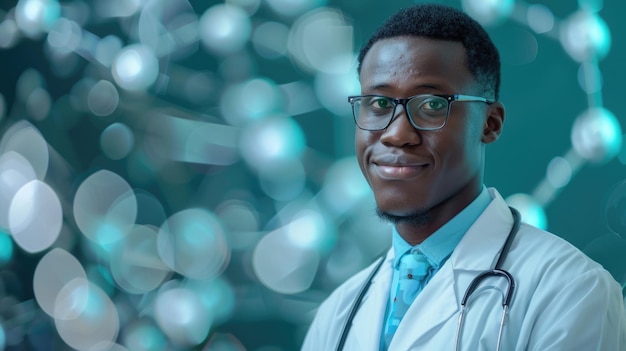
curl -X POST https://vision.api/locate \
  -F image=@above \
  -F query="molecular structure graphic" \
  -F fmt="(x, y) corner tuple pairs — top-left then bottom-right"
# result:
(0, 0), (623, 350)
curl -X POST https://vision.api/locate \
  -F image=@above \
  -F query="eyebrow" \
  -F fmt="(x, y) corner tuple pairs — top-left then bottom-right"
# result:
(362, 82), (443, 93)
(362, 83), (390, 92)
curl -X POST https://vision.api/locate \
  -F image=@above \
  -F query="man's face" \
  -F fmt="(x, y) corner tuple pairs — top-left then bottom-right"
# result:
(356, 36), (498, 223)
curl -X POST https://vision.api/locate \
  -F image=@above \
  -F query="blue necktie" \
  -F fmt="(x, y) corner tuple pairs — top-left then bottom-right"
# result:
(383, 249), (432, 347)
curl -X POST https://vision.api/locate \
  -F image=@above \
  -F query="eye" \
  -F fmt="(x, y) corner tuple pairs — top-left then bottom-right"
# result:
(421, 98), (446, 111)
(367, 97), (393, 110)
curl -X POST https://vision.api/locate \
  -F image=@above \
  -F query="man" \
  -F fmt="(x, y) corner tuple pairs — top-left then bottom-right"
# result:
(302, 3), (626, 351)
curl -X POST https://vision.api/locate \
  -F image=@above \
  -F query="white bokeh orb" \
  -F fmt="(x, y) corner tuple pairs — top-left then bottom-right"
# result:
(571, 107), (622, 163)
(9, 180), (62, 253)
(112, 44), (159, 91)
(15, 0), (61, 38)
(199, 4), (251, 55)
(239, 115), (306, 170)
(461, 0), (514, 26)
(506, 193), (548, 230)
(559, 10), (611, 62)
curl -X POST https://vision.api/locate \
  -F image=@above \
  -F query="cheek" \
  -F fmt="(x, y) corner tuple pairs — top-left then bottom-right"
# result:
(355, 131), (369, 171)
(432, 125), (479, 168)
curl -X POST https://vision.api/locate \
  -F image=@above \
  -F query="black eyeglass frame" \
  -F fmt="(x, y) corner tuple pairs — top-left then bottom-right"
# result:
(347, 94), (496, 131)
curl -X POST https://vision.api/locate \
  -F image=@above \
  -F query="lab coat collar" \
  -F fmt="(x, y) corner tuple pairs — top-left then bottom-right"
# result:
(389, 188), (515, 350)
(450, 188), (515, 272)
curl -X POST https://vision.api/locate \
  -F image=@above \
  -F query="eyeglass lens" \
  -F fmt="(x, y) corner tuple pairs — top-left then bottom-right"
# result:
(352, 95), (450, 130)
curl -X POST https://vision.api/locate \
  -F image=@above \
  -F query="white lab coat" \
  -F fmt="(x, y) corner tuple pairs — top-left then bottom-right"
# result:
(302, 188), (626, 351)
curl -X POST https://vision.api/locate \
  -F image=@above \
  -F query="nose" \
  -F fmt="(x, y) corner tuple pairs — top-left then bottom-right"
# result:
(379, 104), (422, 147)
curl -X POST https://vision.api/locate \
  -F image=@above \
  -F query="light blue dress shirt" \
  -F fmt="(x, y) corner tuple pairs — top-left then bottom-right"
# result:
(380, 186), (492, 351)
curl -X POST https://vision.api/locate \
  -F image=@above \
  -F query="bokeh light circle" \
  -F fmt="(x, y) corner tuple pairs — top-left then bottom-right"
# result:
(266, 0), (326, 17)
(183, 277), (236, 326)
(240, 115), (306, 170)
(52, 277), (90, 321)
(315, 68), (360, 116)
(15, 0), (61, 38)
(154, 287), (211, 347)
(9, 180), (62, 253)
(136, 0), (200, 59)
(506, 193), (548, 230)
(321, 157), (371, 215)
(252, 21), (289, 59)
(54, 281), (120, 351)
(571, 107), (622, 163)
(73, 170), (137, 245)
(100, 123), (135, 160)
(324, 239), (367, 286)
(220, 78), (283, 126)
(0, 232), (14, 266)
(95, 35), (123, 67)
(0, 151), (37, 231)
(560, 10), (611, 62)
(16, 68), (45, 103)
(33, 248), (87, 319)
(47, 17), (82, 53)
(226, 0), (261, 15)
(252, 225), (320, 294)
(88, 80), (119, 116)
(546, 156), (572, 189)
(527, 4), (555, 34)
(286, 209), (335, 251)
(287, 8), (353, 74)
(0, 18), (20, 49)
(461, 0), (514, 26)
(258, 159), (306, 201)
(26, 87), (52, 120)
(0, 121), (49, 180)
(112, 44), (159, 91)
(157, 208), (230, 279)
(122, 319), (167, 351)
(199, 4), (251, 55)
(215, 200), (261, 251)
(110, 225), (171, 294)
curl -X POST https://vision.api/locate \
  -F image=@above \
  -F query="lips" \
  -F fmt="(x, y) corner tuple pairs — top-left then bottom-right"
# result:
(371, 154), (429, 180)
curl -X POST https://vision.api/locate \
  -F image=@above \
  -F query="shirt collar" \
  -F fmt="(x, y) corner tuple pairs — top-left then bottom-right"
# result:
(391, 186), (492, 269)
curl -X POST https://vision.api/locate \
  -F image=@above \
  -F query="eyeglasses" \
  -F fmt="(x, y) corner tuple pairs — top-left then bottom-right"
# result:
(347, 94), (495, 131)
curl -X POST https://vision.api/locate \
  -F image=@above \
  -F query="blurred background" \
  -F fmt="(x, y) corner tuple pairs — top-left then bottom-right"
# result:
(0, 0), (624, 350)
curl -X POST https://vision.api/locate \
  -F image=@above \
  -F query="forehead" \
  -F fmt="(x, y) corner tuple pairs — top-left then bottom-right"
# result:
(359, 36), (475, 93)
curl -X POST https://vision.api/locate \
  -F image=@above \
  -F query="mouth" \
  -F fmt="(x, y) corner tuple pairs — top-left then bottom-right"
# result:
(372, 155), (429, 180)
(373, 164), (427, 180)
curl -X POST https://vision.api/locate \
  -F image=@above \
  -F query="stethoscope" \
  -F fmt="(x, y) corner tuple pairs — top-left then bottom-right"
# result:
(335, 207), (521, 351)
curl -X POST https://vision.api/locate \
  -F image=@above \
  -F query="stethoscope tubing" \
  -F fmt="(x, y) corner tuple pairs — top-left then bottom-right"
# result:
(334, 207), (521, 351)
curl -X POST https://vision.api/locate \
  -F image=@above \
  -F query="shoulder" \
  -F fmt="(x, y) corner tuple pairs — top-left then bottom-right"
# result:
(508, 224), (626, 349)
(508, 223), (620, 296)
(513, 223), (602, 272)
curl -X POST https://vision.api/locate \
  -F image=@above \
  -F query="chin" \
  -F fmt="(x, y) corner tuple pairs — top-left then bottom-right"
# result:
(376, 207), (432, 226)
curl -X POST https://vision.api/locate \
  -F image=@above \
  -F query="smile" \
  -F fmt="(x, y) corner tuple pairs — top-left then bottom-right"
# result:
(373, 163), (427, 180)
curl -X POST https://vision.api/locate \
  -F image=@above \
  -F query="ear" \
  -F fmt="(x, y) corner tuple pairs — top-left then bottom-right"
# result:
(481, 101), (505, 144)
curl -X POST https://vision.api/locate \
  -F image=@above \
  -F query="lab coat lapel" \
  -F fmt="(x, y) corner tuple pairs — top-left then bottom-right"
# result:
(390, 262), (458, 350)
(350, 251), (394, 351)
(389, 189), (516, 350)
(452, 189), (515, 272)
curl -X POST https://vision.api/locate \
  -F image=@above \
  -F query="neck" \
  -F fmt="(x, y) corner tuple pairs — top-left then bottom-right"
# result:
(384, 184), (484, 246)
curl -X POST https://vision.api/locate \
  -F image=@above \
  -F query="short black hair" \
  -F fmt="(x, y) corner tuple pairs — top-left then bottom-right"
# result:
(357, 3), (501, 100)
